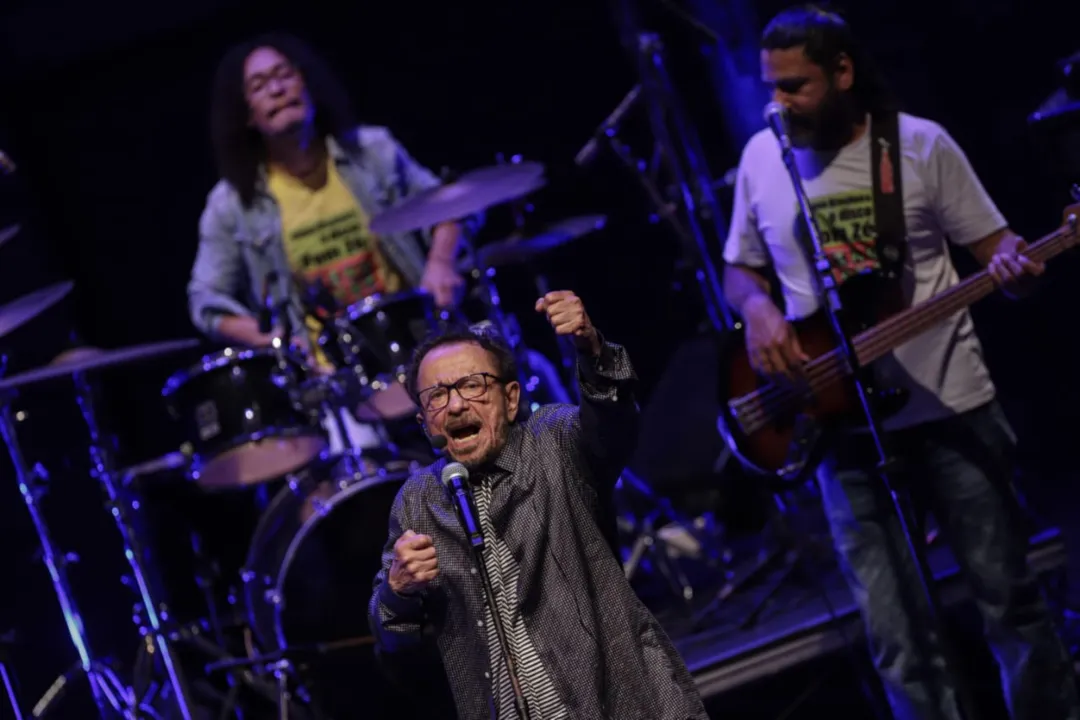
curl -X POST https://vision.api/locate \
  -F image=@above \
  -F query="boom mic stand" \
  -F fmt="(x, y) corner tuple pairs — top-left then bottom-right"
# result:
(767, 109), (979, 720)
(601, 0), (734, 334)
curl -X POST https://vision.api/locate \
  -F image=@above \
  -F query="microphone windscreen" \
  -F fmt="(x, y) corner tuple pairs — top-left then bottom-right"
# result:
(440, 462), (469, 487)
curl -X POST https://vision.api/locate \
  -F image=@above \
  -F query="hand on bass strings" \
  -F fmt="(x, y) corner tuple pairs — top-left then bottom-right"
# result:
(389, 530), (439, 596)
(987, 235), (1045, 298)
(535, 290), (601, 357)
(741, 294), (808, 381)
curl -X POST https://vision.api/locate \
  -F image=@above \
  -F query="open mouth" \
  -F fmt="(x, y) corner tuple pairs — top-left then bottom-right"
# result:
(447, 423), (482, 442)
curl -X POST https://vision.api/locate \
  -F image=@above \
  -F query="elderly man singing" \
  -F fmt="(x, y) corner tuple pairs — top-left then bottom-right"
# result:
(368, 290), (707, 719)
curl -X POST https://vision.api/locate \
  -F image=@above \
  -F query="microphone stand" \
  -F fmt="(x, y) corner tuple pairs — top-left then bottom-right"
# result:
(445, 475), (531, 720)
(626, 26), (734, 332)
(773, 130), (979, 720)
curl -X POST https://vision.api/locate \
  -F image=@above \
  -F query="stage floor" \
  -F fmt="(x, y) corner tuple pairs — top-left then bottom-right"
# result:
(650, 528), (1066, 701)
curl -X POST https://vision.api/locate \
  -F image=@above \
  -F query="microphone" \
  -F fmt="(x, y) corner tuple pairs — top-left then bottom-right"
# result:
(441, 462), (484, 548)
(430, 434), (448, 451)
(258, 271), (279, 334)
(574, 85), (643, 167)
(764, 101), (793, 154)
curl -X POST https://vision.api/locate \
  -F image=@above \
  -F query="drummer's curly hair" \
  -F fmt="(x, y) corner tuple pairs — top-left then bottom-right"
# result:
(405, 324), (519, 405)
(209, 32), (360, 208)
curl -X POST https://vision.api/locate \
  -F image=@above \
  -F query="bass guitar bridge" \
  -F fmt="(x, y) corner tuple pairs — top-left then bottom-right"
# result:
(776, 413), (822, 484)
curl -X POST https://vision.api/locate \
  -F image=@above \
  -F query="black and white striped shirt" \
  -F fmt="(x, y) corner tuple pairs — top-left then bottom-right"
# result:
(474, 478), (568, 719)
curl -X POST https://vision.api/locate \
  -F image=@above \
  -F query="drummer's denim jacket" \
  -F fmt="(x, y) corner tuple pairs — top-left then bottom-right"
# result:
(188, 125), (469, 340)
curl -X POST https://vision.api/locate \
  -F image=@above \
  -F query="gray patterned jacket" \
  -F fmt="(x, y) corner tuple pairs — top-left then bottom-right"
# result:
(369, 342), (708, 720)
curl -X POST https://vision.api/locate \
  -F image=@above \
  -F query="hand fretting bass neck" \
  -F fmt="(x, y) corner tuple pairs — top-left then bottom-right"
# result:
(719, 204), (1079, 480)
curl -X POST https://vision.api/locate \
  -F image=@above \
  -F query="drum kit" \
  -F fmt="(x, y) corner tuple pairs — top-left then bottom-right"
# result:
(0, 158), (608, 719)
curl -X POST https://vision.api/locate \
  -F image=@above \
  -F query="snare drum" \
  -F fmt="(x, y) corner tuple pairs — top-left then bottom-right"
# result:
(325, 290), (454, 421)
(163, 347), (328, 490)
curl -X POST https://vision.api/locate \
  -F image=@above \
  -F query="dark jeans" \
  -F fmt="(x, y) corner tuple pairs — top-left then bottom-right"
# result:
(817, 401), (1079, 720)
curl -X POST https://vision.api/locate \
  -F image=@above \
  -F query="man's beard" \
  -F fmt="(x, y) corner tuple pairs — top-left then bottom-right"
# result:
(789, 87), (856, 150)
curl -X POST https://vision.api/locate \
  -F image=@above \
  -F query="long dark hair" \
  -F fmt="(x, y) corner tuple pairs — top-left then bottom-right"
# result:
(209, 32), (360, 207)
(761, 4), (898, 117)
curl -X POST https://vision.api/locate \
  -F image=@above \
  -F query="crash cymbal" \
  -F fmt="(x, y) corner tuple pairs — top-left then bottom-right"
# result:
(0, 281), (73, 340)
(0, 339), (201, 390)
(0, 223), (19, 249)
(370, 162), (546, 235)
(462, 214), (607, 271)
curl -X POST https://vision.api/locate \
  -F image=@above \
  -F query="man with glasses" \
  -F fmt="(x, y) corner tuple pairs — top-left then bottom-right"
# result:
(368, 290), (707, 719)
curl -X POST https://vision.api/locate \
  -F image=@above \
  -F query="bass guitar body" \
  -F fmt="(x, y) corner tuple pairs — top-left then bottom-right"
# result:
(718, 273), (907, 480)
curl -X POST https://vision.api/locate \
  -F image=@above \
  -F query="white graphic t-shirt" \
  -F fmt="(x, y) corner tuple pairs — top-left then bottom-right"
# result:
(724, 113), (1003, 430)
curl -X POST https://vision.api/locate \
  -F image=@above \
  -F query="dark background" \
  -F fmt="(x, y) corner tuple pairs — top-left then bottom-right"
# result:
(1, 0), (1079, 716)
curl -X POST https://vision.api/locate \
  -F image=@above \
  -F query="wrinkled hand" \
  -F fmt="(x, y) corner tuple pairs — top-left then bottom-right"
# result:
(420, 259), (464, 308)
(987, 238), (1044, 297)
(389, 530), (438, 596)
(742, 294), (808, 380)
(535, 290), (601, 356)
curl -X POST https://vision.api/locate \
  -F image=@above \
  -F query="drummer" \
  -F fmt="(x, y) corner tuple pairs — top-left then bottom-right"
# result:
(187, 33), (474, 449)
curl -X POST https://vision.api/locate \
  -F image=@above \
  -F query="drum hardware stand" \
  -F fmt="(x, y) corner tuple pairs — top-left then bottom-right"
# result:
(1, 629), (25, 720)
(0, 358), (132, 718)
(530, 272), (579, 403)
(617, 469), (704, 604)
(70, 371), (198, 720)
(690, 483), (825, 631)
(497, 161), (581, 402)
(459, 230), (547, 408)
(205, 651), (317, 720)
(168, 623), (312, 717)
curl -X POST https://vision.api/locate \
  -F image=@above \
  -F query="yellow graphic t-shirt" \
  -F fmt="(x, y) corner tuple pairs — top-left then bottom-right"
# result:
(268, 161), (404, 369)
(268, 161), (403, 308)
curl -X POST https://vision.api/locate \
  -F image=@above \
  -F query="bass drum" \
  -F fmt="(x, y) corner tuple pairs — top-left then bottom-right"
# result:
(240, 448), (451, 718)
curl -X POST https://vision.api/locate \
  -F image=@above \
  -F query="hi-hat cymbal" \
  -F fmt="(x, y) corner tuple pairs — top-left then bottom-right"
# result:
(370, 163), (546, 235)
(461, 214), (607, 271)
(0, 339), (201, 391)
(0, 223), (19, 249)
(0, 281), (73, 340)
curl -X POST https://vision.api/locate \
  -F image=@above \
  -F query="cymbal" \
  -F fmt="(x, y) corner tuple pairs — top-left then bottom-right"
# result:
(462, 214), (607, 271)
(0, 339), (201, 391)
(0, 223), (19, 249)
(0, 281), (73, 340)
(370, 162), (546, 235)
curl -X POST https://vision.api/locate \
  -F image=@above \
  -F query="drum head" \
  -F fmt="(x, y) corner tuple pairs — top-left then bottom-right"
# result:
(194, 434), (329, 490)
(163, 347), (328, 490)
(242, 449), (416, 652)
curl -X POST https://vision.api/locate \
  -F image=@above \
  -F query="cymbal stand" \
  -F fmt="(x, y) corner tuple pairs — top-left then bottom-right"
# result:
(1, 629), (24, 719)
(496, 165), (581, 401)
(71, 370), (198, 720)
(459, 228), (549, 408)
(0, 361), (133, 717)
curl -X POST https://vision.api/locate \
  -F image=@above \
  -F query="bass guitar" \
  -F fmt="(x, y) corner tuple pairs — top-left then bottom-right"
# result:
(719, 203), (1079, 479)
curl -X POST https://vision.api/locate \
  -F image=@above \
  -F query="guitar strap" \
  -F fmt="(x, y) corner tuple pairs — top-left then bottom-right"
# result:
(869, 110), (907, 280)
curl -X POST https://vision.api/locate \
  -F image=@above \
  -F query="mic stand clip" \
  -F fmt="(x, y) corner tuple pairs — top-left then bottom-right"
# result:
(776, 140), (979, 720)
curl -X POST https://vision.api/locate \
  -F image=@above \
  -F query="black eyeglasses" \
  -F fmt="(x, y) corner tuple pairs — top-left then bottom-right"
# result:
(418, 373), (505, 411)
